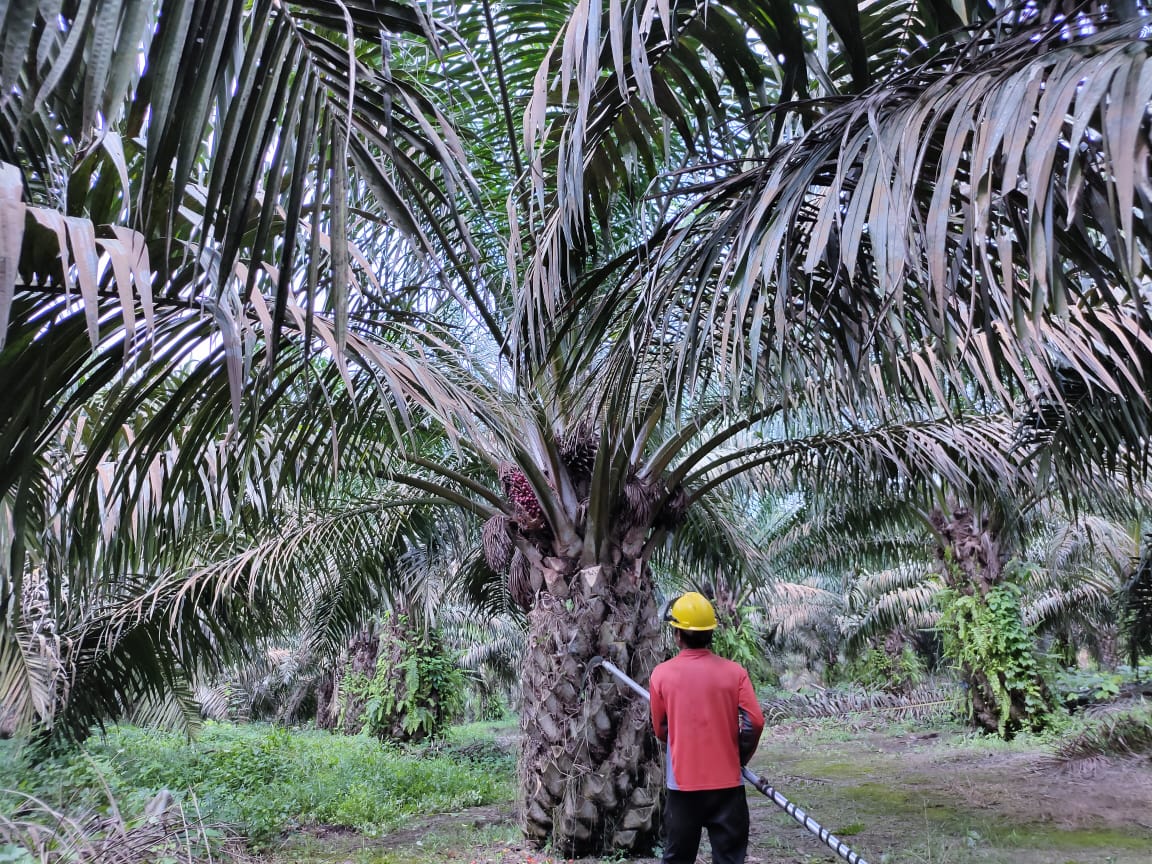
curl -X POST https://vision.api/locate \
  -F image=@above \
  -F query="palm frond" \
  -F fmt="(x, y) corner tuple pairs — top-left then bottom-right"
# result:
(579, 13), (1152, 487)
(0, 786), (222, 864)
(651, 481), (767, 593)
(762, 683), (963, 725)
(1051, 707), (1152, 769)
(845, 579), (942, 654)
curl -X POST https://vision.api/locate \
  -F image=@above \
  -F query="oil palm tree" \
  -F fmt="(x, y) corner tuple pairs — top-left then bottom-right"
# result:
(1122, 535), (1152, 676)
(838, 497), (1146, 729)
(4, 0), (1152, 856)
(502, 0), (1151, 827)
(1, 0), (491, 741)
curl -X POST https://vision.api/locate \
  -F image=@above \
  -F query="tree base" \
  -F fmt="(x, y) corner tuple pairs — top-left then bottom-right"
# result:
(517, 562), (665, 856)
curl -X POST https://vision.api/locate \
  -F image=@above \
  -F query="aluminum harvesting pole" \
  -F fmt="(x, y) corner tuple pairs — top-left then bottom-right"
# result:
(599, 659), (650, 699)
(591, 658), (871, 864)
(739, 766), (869, 864)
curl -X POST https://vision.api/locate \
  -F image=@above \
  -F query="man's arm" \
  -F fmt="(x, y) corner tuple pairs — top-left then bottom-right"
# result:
(737, 671), (764, 763)
(650, 672), (668, 742)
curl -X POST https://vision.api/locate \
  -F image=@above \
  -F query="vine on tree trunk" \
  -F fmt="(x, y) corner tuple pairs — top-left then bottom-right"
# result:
(340, 615), (464, 742)
(938, 563), (1056, 738)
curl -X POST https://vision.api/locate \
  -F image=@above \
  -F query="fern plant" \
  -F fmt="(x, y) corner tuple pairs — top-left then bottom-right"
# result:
(938, 565), (1057, 738)
(835, 645), (927, 694)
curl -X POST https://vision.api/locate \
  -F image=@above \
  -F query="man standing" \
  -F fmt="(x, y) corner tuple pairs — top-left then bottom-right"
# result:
(649, 591), (766, 864)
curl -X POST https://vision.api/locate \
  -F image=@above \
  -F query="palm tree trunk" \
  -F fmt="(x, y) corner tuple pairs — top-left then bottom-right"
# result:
(517, 552), (665, 856)
(932, 507), (1054, 736)
(314, 627), (379, 733)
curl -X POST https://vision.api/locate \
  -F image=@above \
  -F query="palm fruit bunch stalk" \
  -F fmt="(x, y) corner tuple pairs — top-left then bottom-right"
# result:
(508, 550), (534, 610)
(653, 483), (689, 530)
(482, 514), (534, 609)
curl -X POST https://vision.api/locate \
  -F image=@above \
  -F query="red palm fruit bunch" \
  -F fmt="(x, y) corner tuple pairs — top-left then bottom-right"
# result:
(499, 462), (546, 530)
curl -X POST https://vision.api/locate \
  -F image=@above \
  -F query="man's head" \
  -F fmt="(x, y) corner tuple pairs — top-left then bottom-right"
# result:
(664, 591), (717, 649)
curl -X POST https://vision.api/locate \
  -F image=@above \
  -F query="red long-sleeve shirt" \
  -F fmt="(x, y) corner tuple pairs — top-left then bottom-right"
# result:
(649, 648), (765, 791)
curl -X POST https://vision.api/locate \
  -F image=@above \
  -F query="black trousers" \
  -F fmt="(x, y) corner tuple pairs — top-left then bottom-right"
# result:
(662, 786), (750, 864)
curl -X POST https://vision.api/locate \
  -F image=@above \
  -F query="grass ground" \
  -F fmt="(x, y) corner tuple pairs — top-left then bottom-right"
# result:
(4, 714), (1150, 863)
(0, 720), (516, 854)
(267, 715), (1152, 864)
(742, 716), (1152, 864)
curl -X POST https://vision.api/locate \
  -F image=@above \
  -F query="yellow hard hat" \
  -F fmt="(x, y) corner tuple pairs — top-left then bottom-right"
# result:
(664, 591), (718, 631)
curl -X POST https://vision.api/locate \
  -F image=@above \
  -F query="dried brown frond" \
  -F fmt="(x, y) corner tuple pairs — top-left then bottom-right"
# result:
(762, 684), (963, 725)
(0, 787), (235, 863)
(654, 484), (689, 531)
(1049, 708), (1152, 770)
(622, 476), (661, 528)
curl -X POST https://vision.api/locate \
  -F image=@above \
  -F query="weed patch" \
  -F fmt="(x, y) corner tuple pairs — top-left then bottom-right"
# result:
(0, 723), (515, 846)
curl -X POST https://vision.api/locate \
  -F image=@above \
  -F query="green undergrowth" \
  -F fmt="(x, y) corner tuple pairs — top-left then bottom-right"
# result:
(0, 722), (516, 846)
(5, 713), (1150, 863)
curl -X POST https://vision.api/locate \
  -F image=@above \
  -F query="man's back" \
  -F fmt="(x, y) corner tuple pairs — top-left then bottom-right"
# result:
(650, 648), (764, 791)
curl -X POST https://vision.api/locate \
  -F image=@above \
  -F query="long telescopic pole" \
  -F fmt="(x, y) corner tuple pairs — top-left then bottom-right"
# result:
(594, 659), (871, 864)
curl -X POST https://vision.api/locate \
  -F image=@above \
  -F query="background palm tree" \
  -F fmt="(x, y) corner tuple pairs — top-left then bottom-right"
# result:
(1123, 535), (1152, 676)
(1, 0), (493, 741)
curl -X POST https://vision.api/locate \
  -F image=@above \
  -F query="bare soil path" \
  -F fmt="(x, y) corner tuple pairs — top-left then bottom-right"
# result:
(275, 719), (1152, 864)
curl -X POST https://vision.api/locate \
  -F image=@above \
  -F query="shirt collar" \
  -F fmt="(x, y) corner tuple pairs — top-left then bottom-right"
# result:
(678, 648), (713, 658)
